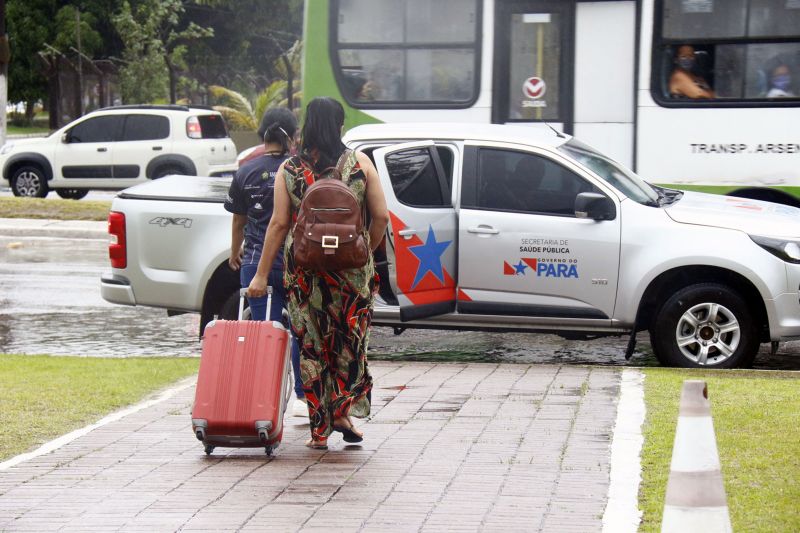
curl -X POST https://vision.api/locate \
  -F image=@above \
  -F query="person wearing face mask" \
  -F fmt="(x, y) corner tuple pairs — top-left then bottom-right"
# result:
(669, 44), (716, 99)
(766, 64), (795, 98)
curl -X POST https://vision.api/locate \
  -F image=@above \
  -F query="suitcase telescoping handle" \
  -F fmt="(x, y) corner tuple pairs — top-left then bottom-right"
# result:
(239, 286), (273, 321)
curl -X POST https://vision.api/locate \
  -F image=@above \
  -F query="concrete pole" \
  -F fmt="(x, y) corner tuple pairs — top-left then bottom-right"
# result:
(0, 0), (7, 148)
(76, 9), (83, 116)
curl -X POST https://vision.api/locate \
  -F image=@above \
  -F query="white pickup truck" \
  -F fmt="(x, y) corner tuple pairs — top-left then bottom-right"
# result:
(101, 123), (800, 368)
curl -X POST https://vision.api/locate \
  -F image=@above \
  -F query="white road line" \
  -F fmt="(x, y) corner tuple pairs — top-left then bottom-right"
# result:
(0, 376), (197, 471)
(602, 368), (645, 533)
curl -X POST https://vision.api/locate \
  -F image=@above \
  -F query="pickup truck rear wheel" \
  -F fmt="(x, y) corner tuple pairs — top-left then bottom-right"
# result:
(650, 283), (759, 368)
(219, 290), (250, 320)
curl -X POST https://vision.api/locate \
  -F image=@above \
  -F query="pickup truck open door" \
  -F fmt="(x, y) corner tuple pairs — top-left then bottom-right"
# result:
(373, 142), (457, 321)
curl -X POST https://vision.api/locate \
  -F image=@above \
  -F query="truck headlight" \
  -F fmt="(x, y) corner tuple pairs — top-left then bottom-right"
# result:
(750, 235), (800, 264)
(0, 143), (15, 155)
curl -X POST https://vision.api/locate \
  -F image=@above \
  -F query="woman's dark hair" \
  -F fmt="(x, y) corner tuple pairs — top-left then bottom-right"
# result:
(258, 107), (298, 155)
(299, 97), (346, 173)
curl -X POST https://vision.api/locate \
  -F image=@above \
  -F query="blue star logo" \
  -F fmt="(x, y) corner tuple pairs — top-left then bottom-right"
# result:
(408, 225), (451, 290)
(514, 261), (528, 275)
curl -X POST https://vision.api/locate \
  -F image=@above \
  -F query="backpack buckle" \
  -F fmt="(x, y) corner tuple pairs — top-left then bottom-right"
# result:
(322, 235), (339, 249)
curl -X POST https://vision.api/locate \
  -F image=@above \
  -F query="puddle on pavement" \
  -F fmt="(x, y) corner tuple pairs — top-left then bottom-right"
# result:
(0, 236), (200, 357)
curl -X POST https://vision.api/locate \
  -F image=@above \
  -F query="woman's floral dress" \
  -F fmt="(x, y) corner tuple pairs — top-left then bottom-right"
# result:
(282, 151), (375, 439)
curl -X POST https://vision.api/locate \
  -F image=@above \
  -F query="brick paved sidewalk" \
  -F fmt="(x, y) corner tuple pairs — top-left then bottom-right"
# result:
(0, 362), (621, 532)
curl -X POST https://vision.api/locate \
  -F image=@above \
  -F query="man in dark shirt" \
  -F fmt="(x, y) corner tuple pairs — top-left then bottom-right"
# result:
(224, 108), (306, 417)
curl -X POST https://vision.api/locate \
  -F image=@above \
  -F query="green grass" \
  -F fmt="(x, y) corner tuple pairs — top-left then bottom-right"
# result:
(0, 197), (112, 221)
(7, 125), (50, 136)
(0, 354), (199, 462)
(639, 368), (800, 532)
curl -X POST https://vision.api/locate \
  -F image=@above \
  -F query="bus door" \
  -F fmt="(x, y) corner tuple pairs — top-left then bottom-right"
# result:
(492, 0), (575, 133)
(373, 142), (458, 322)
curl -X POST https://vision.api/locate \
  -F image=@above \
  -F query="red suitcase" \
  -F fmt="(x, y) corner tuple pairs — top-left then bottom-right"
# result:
(192, 288), (292, 456)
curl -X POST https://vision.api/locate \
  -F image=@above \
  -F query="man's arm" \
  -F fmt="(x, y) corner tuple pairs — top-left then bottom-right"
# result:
(229, 214), (247, 271)
(670, 70), (715, 99)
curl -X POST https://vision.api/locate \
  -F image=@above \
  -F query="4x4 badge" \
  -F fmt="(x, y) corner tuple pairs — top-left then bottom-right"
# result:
(149, 217), (193, 228)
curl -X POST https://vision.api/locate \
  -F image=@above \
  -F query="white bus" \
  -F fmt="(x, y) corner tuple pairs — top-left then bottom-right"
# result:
(303, 0), (800, 204)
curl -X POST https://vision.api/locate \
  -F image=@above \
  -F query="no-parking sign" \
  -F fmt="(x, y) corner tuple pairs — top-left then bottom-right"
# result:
(522, 77), (546, 99)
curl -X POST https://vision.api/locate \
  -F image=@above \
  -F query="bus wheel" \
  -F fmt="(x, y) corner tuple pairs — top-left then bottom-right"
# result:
(650, 283), (758, 368)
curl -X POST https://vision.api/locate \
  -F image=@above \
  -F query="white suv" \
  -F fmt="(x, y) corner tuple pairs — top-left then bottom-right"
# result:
(0, 105), (238, 199)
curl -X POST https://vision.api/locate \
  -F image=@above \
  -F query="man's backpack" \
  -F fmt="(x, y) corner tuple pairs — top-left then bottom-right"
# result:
(292, 149), (369, 271)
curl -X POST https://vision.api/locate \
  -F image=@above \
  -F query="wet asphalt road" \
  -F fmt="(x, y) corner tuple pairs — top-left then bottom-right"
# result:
(2, 233), (800, 370)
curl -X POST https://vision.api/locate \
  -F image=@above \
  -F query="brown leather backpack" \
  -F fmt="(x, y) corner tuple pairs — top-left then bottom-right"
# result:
(292, 149), (369, 271)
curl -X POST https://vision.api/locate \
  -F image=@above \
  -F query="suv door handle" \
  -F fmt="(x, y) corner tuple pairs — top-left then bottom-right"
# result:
(152, 146), (162, 151)
(467, 225), (499, 235)
(97, 147), (107, 152)
(398, 229), (418, 239)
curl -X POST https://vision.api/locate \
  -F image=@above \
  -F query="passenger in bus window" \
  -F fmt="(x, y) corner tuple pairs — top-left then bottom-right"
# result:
(766, 64), (795, 98)
(357, 79), (378, 101)
(669, 45), (716, 99)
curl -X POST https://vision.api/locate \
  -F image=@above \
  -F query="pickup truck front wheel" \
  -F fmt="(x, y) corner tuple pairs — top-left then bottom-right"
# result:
(650, 283), (759, 368)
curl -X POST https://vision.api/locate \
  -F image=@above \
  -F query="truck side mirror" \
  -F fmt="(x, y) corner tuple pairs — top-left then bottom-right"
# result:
(575, 192), (616, 221)
(61, 132), (70, 143)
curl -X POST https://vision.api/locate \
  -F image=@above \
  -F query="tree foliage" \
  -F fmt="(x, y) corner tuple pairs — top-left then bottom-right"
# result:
(7, 0), (56, 107)
(182, 0), (303, 97)
(113, 0), (213, 104)
(7, 0), (304, 114)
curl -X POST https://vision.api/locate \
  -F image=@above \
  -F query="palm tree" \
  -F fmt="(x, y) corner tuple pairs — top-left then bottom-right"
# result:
(208, 41), (303, 131)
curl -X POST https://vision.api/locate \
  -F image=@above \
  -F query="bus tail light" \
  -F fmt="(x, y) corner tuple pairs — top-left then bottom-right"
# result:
(108, 211), (127, 269)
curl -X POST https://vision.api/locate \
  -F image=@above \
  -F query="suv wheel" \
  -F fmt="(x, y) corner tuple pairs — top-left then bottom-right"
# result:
(11, 166), (49, 198)
(153, 165), (186, 179)
(56, 189), (89, 200)
(650, 282), (759, 368)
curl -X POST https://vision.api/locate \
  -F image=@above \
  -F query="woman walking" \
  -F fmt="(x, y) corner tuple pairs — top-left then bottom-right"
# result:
(247, 97), (389, 449)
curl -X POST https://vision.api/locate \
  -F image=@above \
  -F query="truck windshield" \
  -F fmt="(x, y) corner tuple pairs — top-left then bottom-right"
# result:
(559, 139), (659, 206)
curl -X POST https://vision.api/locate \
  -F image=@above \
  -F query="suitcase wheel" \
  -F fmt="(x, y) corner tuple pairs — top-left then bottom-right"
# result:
(265, 446), (274, 456)
(204, 445), (215, 455)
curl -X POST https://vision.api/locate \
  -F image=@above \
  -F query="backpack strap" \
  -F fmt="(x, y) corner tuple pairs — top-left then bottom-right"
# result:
(336, 149), (355, 184)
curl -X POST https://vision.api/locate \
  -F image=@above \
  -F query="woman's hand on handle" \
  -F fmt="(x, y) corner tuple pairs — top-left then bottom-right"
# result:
(247, 273), (268, 299)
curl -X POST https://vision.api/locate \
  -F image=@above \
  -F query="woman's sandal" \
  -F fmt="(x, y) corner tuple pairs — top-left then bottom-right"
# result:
(333, 418), (364, 443)
(305, 438), (328, 450)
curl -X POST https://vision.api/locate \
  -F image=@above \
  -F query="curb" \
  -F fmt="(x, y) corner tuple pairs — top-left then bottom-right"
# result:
(661, 380), (732, 532)
(602, 368), (645, 533)
(0, 218), (107, 240)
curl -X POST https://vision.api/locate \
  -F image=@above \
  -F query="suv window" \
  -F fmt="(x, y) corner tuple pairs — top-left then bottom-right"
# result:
(475, 148), (600, 216)
(68, 116), (122, 143)
(122, 115), (170, 141)
(385, 147), (450, 207)
(197, 115), (228, 138)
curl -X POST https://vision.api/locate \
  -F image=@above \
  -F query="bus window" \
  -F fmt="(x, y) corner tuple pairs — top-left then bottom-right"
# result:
(332, 0), (480, 107)
(655, 0), (800, 103)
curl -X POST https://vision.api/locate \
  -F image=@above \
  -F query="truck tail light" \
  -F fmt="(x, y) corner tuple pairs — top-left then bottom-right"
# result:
(186, 116), (202, 139)
(108, 211), (127, 269)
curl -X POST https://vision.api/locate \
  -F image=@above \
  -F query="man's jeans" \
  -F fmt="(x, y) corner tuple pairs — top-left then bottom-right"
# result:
(240, 263), (303, 399)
